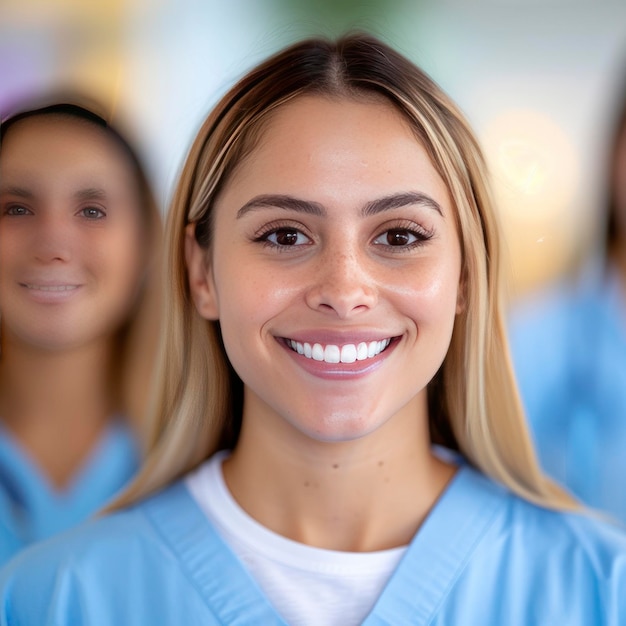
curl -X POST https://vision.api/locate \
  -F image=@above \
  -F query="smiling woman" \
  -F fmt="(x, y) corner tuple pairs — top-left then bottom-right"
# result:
(0, 99), (161, 563)
(185, 95), (463, 447)
(0, 34), (625, 625)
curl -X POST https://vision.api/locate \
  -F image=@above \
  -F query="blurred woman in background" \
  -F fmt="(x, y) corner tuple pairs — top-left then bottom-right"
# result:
(509, 78), (626, 524)
(0, 99), (161, 562)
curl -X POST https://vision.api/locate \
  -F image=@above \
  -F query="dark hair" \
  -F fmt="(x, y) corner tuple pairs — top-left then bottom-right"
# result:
(1, 102), (108, 135)
(605, 82), (626, 254)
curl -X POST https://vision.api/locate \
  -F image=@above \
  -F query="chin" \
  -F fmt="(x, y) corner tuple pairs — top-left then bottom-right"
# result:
(297, 412), (384, 444)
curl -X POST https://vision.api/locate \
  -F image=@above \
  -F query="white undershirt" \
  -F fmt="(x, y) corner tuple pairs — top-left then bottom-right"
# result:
(185, 450), (407, 626)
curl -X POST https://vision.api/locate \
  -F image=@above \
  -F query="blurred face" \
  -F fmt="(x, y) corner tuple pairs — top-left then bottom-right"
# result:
(187, 96), (463, 443)
(0, 115), (145, 352)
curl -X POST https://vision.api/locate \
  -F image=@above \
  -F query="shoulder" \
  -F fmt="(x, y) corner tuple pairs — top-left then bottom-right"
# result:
(0, 497), (157, 590)
(469, 467), (626, 561)
(0, 481), (217, 624)
(459, 468), (626, 617)
(507, 487), (626, 567)
(430, 467), (626, 623)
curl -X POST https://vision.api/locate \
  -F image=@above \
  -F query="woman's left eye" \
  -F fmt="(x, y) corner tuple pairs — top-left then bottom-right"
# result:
(373, 228), (429, 248)
(79, 207), (106, 219)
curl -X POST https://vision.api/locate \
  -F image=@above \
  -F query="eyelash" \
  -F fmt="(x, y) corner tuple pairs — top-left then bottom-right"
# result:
(252, 220), (435, 252)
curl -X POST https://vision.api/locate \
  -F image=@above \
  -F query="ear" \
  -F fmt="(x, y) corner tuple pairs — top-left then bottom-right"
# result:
(184, 223), (219, 320)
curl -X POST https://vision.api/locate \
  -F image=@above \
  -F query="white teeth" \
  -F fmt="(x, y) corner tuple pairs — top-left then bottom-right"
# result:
(340, 344), (357, 363)
(26, 284), (77, 292)
(324, 345), (340, 363)
(312, 343), (324, 361)
(288, 338), (391, 364)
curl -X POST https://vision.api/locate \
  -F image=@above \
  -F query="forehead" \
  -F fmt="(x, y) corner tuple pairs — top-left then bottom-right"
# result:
(257, 95), (422, 163)
(222, 95), (451, 211)
(0, 115), (136, 188)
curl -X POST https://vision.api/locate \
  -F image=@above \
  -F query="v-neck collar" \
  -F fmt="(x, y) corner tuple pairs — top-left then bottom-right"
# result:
(143, 479), (288, 624)
(142, 464), (505, 624)
(0, 421), (138, 540)
(363, 465), (503, 624)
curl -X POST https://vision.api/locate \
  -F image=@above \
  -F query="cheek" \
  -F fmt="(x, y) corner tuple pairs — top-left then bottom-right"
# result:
(0, 228), (26, 264)
(0, 239), (14, 271)
(213, 242), (297, 317)
(392, 256), (462, 322)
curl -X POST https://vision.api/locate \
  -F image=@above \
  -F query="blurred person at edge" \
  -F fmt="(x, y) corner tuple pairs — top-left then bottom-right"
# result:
(509, 75), (626, 524)
(0, 98), (162, 563)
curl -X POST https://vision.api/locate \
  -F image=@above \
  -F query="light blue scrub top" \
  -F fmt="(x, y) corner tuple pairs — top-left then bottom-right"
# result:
(0, 420), (139, 564)
(509, 266), (626, 523)
(0, 462), (625, 625)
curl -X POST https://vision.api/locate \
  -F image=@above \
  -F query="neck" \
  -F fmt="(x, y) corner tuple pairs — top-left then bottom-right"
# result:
(0, 338), (118, 489)
(223, 394), (456, 552)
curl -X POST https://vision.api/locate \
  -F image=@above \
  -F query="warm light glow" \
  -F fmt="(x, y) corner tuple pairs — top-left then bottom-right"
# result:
(481, 109), (581, 295)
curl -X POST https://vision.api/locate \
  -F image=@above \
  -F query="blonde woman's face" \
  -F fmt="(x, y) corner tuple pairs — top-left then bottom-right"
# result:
(187, 96), (463, 443)
(0, 116), (145, 352)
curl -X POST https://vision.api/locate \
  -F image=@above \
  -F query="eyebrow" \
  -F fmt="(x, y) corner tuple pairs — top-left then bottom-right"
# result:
(236, 191), (443, 219)
(0, 185), (34, 199)
(74, 188), (108, 202)
(0, 186), (108, 201)
(363, 192), (443, 217)
(237, 195), (325, 218)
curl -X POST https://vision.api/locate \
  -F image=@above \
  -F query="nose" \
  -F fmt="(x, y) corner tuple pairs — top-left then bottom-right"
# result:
(33, 214), (73, 263)
(305, 248), (378, 318)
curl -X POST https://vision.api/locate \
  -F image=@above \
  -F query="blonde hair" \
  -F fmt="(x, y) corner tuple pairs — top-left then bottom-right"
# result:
(113, 33), (576, 511)
(0, 99), (163, 430)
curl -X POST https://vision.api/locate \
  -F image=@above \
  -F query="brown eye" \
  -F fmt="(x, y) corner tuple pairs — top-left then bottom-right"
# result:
(385, 229), (413, 246)
(264, 228), (310, 247)
(372, 225), (432, 251)
(274, 229), (299, 245)
(376, 229), (418, 246)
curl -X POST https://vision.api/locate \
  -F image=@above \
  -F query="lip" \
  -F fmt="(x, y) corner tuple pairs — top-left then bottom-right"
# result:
(278, 334), (400, 380)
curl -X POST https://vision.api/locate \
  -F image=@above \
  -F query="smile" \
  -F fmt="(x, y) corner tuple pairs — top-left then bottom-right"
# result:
(23, 284), (79, 292)
(287, 338), (392, 364)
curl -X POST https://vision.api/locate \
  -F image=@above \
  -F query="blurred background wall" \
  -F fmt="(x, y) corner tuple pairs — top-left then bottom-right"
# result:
(2, 0), (625, 298)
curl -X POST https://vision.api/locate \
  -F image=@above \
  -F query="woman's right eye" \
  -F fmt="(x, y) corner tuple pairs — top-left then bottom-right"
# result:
(4, 205), (32, 216)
